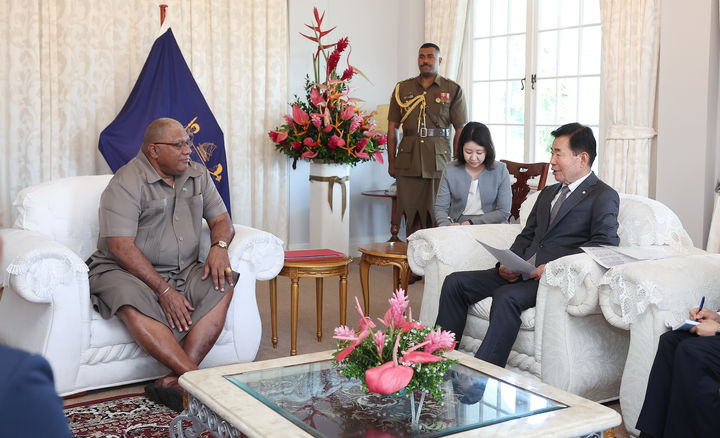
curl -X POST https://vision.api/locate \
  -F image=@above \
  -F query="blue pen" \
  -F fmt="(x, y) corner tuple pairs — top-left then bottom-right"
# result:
(697, 296), (705, 321)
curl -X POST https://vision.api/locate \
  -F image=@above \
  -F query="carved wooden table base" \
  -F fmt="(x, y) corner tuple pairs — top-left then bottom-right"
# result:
(358, 242), (409, 316)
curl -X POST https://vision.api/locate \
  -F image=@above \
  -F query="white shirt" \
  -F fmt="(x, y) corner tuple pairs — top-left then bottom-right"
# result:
(462, 179), (485, 216)
(551, 171), (592, 209)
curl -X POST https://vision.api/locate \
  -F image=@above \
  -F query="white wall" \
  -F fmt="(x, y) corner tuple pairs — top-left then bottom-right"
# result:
(655, 0), (719, 247)
(286, 0), (424, 250)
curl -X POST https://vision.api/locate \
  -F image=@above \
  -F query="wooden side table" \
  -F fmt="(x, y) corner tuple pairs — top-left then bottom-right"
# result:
(361, 190), (400, 242)
(357, 242), (409, 316)
(268, 256), (353, 356)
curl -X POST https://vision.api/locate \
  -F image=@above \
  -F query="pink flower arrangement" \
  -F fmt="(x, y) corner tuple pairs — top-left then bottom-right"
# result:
(268, 8), (387, 168)
(333, 289), (457, 402)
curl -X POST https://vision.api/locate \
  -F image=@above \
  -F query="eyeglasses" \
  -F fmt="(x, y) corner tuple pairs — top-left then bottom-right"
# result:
(153, 138), (194, 149)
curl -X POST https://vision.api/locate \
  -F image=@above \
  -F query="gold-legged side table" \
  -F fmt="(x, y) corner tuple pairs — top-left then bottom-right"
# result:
(357, 242), (409, 316)
(269, 256), (353, 356)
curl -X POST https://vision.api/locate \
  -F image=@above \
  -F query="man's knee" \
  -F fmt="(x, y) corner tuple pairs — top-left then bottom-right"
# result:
(440, 273), (464, 299)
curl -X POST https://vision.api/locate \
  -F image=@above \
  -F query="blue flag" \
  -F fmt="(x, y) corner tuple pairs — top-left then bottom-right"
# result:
(98, 28), (231, 215)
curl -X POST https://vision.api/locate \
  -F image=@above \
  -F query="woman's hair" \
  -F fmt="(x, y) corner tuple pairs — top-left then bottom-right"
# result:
(455, 122), (496, 169)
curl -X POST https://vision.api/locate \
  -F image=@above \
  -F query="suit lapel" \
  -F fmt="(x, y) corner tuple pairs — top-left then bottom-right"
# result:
(548, 172), (598, 230)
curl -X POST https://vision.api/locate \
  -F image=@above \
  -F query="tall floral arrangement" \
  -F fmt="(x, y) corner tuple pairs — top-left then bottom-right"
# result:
(269, 8), (387, 168)
(333, 289), (457, 403)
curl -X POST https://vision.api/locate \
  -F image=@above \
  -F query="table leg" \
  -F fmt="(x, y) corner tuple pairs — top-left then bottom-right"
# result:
(339, 267), (348, 326)
(290, 276), (299, 356)
(390, 196), (401, 242)
(392, 265), (400, 292)
(269, 277), (278, 349)
(359, 255), (371, 316)
(316, 278), (323, 342)
(399, 261), (410, 294)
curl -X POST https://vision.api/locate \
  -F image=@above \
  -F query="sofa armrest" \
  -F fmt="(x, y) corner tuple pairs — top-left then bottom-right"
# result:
(1, 228), (89, 303)
(227, 225), (284, 281)
(599, 253), (720, 330)
(408, 224), (522, 275)
(542, 253), (608, 317)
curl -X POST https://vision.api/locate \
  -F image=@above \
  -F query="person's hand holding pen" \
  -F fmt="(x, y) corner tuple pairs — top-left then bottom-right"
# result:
(689, 296), (720, 323)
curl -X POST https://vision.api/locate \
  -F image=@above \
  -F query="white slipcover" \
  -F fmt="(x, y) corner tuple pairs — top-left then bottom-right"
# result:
(0, 175), (284, 396)
(408, 192), (694, 402)
(599, 252), (714, 436)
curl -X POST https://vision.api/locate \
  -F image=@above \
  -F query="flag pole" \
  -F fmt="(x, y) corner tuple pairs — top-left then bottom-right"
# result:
(160, 4), (168, 26)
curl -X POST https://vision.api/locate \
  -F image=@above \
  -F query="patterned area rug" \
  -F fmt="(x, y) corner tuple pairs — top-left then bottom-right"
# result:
(65, 393), (216, 438)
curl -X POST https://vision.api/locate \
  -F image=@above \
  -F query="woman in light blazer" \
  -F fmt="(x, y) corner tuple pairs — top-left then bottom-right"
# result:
(434, 122), (511, 226)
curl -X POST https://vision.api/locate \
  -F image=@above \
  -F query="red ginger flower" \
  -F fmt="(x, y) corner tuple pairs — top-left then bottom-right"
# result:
(327, 50), (341, 77)
(336, 37), (349, 52)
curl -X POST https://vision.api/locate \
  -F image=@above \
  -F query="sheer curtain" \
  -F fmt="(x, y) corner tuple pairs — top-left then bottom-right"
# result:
(424, 0), (470, 81)
(0, 0), (288, 242)
(599, 0), (661, 196)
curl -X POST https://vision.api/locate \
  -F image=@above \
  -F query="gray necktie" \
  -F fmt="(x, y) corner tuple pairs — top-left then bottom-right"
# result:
(549, 185), (570, 224)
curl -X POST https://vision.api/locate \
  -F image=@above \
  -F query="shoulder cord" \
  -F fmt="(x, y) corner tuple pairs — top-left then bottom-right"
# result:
(393, 83), (427, 133)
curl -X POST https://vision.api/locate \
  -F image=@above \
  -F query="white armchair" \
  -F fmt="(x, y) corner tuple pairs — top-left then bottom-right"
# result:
(408, 192), (694, 402)
(599, 252), (714, 436)
(0, 175), (284, 396)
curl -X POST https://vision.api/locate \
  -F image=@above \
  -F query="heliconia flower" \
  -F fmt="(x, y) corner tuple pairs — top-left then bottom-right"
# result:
(292, 105), (310, 125)
(340, 67), (354, 81)
(354, 137), (369, 152)
(291, 141), (302, 151)
(341, 105), (354, 121)
(365, 334), (413, 394)
(282, 114), (294, 125)
(336, 37), (349, 53)
(323, 107), (332, 126)
(334, 325), (356, 339)
(303, 137), (317, 147)
(423, 328), (456, 355)
(377, 135), (387, 146)
(373, 331), (386, 357)
(311, 114), (322, 130)
(310, 87), (326, 107)
(268, 130), (288, 143)
(373, 151), (384, 164)
(301, 148), (319, 159)
(327, 50), (341, 76)
(328, 135), (346, 151)
(349, 115), (362, 134)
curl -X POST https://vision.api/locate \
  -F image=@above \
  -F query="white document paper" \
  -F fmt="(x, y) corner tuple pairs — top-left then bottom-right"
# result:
(581, 245), (673, 269)
(475, 240), (536, 280)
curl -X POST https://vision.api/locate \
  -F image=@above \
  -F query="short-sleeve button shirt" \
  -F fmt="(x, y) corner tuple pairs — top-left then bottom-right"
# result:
(88, 151), (227, 279)
(387, 75), (468, 179)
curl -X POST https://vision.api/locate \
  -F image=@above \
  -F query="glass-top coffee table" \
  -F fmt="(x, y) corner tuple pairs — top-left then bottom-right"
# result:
(176, 350), (620, 437)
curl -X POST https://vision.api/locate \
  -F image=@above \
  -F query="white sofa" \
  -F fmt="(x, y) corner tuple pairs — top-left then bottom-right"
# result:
(599, 253), (715, 436)
(0, 175), (284, 396)
(407, 192), (695, 402)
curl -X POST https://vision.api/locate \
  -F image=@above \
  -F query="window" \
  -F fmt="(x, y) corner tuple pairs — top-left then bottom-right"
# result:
(470, 0), (601, 163)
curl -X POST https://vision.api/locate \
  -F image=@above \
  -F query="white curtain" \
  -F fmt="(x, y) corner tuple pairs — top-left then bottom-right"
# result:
(0, 0), (289, 243)
(599, 0), (661, 196)
(424, 0), (470, 81)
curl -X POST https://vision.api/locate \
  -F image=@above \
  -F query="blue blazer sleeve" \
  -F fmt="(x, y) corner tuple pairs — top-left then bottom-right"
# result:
(0, 345), (72, 437)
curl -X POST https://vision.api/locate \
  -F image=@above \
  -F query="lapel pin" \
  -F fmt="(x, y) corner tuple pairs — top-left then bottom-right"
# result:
(582, 190), (586, 195)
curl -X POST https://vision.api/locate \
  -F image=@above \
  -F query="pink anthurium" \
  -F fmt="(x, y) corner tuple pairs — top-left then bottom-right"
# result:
(373, 151), (384, 164)
(365, 334), (414, 394)
(341, 105), (354, 121)
(356, 151), (370, 160)
(310, 87), (326, 107)
(292, 105), (310, 125)
(301, 148), (319, 159)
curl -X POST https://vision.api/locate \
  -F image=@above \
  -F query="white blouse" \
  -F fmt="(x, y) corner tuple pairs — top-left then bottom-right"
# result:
(462, 178), (485, 216)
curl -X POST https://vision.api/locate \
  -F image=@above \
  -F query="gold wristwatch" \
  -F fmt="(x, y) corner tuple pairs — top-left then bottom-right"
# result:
(214, 240), (229, 249)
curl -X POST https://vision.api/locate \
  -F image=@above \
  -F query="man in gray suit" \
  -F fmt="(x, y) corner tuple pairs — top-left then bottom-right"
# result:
(435, 122), (620, 367)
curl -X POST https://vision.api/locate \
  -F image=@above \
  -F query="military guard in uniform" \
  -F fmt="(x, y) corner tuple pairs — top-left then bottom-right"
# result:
(387, 43), (468, 244)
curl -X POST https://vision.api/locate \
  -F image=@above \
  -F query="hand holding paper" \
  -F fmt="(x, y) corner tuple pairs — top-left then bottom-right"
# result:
(475, 240), (535, 280)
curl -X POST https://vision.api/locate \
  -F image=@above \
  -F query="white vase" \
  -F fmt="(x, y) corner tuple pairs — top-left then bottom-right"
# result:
(309, 162), (350, 254)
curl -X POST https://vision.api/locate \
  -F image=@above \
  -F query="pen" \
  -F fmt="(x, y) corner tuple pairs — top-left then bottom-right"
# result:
(696, 296), (705, 321)
(447, 216), (454, 224)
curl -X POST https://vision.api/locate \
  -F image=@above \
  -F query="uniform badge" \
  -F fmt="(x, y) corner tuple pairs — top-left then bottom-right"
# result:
(436, 92), (451, 104)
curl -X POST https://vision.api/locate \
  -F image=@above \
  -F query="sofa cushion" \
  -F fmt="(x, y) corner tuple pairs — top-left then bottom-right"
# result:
(13, 175), (113, 261)
(468, 297), (535, 329)
(617, 194), (693, 246)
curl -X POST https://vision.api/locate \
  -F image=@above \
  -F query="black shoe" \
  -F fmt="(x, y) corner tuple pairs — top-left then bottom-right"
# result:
(145, 383), (184, 413)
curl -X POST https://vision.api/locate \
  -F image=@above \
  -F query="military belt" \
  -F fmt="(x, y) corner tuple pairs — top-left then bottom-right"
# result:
(403, 128), (449, 138)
